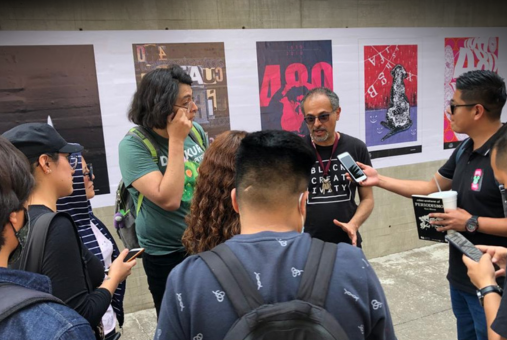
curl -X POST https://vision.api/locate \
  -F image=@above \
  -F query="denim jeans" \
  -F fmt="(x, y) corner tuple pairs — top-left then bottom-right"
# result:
(450, 284), (487, 340)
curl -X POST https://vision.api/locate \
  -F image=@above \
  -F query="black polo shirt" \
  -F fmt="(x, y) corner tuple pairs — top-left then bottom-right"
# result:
(438, 127), (507, 294)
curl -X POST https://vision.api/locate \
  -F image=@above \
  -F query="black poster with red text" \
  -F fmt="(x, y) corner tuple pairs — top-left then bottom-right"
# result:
(256, 40), (333, 135)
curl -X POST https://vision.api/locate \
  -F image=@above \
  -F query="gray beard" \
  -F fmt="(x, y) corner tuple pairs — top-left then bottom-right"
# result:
(311, 131), (329, 143)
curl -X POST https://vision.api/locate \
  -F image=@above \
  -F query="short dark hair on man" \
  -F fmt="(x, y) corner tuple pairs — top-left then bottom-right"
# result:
(456, 70), (506, 120)
(493, 125), (507, 172)
(235, 130), (315, 208)
(128, 65), (192, 129)
(0, 136), (34, 249)
(300, 87), (340, 115)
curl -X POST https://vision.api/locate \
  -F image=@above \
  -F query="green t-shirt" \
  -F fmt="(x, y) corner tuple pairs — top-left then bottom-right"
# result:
(118, 124), (206, 255)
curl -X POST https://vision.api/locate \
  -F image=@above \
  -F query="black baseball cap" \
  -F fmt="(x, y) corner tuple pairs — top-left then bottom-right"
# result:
(2, 123), (83, 162)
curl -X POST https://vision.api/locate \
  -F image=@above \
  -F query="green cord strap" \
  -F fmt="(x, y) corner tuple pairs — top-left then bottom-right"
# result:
(136, 194), (144, 215)
(128, 127), (159, 214)
(129, 127), (158, 163)
(190, 125), (205, 150)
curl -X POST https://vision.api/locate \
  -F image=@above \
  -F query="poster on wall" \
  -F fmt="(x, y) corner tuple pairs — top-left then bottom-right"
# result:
(132, 42), (230, 141)
(443, 37), (499, 149)
(256, 40), (333, 135)
(0, 45), (110, 195)
(363, 44), (421, 159)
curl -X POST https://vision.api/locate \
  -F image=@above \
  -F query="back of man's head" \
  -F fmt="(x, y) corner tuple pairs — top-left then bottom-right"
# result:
(235, 130), (315, 211)
(493, 126), (507, 174)
(456, 70), (506, 120)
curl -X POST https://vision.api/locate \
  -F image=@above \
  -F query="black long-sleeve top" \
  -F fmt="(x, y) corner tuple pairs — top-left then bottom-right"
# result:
(28, 205), (111, 328)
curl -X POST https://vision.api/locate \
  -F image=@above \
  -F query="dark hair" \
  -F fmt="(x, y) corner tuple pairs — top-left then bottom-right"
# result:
(0, 136), (35, 249)
(300, 87), (340, 115)
(128, 65), (193, 129)
(235, 130), (315, 208)
(456, 70), (506, 120)
(493, 125), (507, 172)
(183, 131), (248, 254)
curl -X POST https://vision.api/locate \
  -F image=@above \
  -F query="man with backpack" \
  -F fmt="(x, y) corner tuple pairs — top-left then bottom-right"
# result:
(155, 130), (396, 340)
(119, 66), (208, 317)
(356, 70), (507, 340)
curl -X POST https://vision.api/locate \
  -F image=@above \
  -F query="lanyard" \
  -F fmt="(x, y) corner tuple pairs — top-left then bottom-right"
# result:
(311, 133), (339, 177)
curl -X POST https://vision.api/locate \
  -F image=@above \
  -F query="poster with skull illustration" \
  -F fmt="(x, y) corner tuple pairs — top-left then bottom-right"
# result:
(363, 44), (420, 159)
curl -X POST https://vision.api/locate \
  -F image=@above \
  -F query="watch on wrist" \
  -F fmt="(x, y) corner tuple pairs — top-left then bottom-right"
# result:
(476, 285), (503, 306)
(466, 215), (479, 234)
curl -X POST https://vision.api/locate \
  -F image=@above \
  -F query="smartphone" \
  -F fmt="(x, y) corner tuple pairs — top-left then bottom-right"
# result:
(445, 233), (484, 262)
(124, 248), (145, 262)
(337, 152), (367, 182)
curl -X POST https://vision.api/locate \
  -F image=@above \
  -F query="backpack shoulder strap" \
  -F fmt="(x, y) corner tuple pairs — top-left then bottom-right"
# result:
(199, 243), (263, 317)
(127, 126), (160, 164)
(455, 138), (471, 163)
(19, 212), (94, 294)
(126, 126), (160, 214)
(17, 213), (57, 273)
(0, 283), (64, 323)
(189, 124), (207, 150)
(296, 238), (338, 307)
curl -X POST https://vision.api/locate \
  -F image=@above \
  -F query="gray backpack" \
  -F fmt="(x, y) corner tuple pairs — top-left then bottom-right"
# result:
(199, 238), (350, 340)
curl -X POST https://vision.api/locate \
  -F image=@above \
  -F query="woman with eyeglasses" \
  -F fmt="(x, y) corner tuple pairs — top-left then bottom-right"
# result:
(2, 123), (135, 340)
(57, 155), (126, 340)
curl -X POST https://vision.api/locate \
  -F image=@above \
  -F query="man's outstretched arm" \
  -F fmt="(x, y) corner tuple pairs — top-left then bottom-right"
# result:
(354, 162), (452, 198)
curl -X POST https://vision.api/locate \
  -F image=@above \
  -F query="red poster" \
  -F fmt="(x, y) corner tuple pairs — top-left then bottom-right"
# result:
(443, 37), (499, 149)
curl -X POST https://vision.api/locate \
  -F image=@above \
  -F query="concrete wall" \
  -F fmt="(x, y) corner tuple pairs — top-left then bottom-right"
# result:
(1, 0), (506, 31)
(360, 160), (447, 259)
(1, 0), (504, 313)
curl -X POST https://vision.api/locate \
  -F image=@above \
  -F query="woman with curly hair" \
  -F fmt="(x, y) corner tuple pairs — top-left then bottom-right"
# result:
(182, 130), (247, 254)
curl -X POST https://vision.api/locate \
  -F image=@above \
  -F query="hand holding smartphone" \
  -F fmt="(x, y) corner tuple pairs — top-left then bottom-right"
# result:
(124, 248), (145, 262)
(337, 152), (368, 183)
(445, 233), (484, 262)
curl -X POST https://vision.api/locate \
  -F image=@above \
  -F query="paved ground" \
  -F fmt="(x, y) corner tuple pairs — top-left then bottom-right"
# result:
(121, 243), (457, 340)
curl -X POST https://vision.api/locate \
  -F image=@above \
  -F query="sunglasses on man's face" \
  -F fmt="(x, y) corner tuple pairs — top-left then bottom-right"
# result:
(303, 112), (332, 125)
(448, 103), (490, 115)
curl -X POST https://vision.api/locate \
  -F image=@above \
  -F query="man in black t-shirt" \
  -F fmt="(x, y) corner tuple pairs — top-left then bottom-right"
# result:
(300, 87), (374, 247)
(358, 70), (507, 340)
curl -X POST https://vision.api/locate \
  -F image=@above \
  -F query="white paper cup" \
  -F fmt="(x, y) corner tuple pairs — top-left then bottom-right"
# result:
(428, 190), (457, 210)
(428, 190), (458, 234)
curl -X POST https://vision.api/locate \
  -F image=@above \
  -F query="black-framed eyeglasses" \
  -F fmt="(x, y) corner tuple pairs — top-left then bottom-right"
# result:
(66, 154), (78, 169)
(83, 163), (93, 180)
(173, 100), (195, 112)
(448, 103), (490, 115)
(304, 112), (333, 125)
